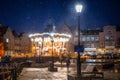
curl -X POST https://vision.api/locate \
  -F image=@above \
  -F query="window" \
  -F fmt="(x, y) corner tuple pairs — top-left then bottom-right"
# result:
(105, 42), (109, 46)
(108, 30), (112, 33)
(82, 37), (86, 41)
(111, 42), (115, 46)
(86, 44), (90, 48)
(105, 35), (109, 40)
(6, 38), (9, 43)
(118, 49), (120, 53)
(95, 37), (99, 41)
(100, 42), (104, 46)
(86, 37), (90, 41)
(91, 44), (94, 48)
(91, 37), (94, 41)
(110, 36), (114, 39)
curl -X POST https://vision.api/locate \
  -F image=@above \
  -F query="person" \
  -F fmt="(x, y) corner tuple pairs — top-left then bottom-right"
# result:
(66, 57), (70, 72)
(59, 54), (64, 67)
(0, 56), (1, 62)
(93, 66), (98, 72)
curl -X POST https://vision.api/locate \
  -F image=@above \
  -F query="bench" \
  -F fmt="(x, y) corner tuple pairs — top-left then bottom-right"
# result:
(82, 72), (104, 79)
(82, 65), (104, 79)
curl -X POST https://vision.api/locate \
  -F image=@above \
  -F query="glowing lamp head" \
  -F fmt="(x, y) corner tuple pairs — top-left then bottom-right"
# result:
(50, 32), (54, 37)
(75, 4), (83, 13)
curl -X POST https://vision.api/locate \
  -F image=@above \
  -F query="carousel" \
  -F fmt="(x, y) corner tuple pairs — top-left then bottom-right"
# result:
(29, 32), (71, 57)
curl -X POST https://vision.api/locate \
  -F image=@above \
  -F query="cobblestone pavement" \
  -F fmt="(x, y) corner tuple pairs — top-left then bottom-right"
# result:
(18, 62), (120, 80)
(18, 67), (73, 80)
(18, 67), (120, 80)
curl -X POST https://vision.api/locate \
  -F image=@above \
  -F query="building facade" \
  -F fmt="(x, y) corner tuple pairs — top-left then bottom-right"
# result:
(59, 24), (74, 53)
(20, 33), (31, 54)
(0, 25), (14, 56)
(61, 24), (120, 55)
(99, 25), (120, 54)
(13, 30), (21, 54)
(0, 24), (31, 57)
(81, 29), (101, 55)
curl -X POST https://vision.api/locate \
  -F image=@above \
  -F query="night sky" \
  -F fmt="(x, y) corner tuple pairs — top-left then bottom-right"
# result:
(0, 0), (120, 33)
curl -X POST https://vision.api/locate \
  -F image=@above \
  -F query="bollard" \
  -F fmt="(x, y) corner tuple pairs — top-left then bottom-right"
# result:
(1, 65), (5, 80)
(11, 67), (17, 80)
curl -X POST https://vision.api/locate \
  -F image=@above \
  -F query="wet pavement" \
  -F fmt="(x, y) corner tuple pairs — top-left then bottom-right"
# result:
(18, 67), (71, 80)
(18, 62), (120, 80)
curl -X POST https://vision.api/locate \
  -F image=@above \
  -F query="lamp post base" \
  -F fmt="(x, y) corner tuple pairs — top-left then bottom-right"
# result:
(48, 63), (58, 72)
(67, 73), (81, 80)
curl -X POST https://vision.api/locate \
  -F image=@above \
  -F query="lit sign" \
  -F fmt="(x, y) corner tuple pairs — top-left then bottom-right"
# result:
(74, 45), (84, 53)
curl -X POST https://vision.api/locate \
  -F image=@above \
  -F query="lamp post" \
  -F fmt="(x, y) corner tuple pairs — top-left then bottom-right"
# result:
(38, 41), (41, 63)
(48, 32), (57, 72)
(50, 32), (55, 67)
(51, 39), (54, 67)
(75, 4), (83, 77)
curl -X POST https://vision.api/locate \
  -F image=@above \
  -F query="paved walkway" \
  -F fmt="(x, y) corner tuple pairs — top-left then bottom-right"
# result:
(18, 67), (120, 80)
(18, 67), (73, 80)
(18, 62), (120, 80)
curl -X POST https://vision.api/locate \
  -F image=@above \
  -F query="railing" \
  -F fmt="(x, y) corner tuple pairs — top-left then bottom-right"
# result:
(0, 62), (24, 80)
(0, 67), (11, 80)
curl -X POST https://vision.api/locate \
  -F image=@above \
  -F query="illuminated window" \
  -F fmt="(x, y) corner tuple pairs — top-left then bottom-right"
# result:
(95, 37), (99, 41)
(91, 37), (94, 41)
(118, 49), (120, 53)
(6, 38), (9, 43)
(82, 37), (86, 41)
(86, 37), (90, 41)
(105, 35), (109, 40)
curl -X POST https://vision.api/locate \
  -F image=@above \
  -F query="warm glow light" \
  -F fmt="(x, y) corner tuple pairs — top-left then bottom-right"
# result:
(29, 32), (71, 56)
(50, 32), (54, 37)
(75, 4), (83, 13)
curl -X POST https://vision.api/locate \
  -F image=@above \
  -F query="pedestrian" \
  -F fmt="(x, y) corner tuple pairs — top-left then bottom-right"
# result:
(0, 56), (1, 62)
(66, 57), (70, 72)
(93, 66), (98, 72)
(59, 54), (64, 67)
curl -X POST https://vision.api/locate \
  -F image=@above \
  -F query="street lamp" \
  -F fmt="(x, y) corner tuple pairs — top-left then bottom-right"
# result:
(51, 33), (54, 67)
(75, 4), (83, 77)
(48, 32), (58, 72)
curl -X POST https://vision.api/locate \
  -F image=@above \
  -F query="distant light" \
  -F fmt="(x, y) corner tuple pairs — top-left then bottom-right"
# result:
(50, 32), (54, 37)
(75, 4), (83, 13)
(6, 38), (9, 43)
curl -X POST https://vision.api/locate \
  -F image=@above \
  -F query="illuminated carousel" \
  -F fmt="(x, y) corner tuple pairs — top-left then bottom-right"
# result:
(29, 32), (71, 57)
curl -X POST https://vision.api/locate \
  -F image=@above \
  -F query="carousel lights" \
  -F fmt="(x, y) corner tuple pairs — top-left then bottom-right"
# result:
(29, 34), (34, 38)
(42, 32), (71, 38)
(38, 41), (41, 44)
(34, 38), (39, 42)
(29, 32), (71, 56)
(31, 38), (34, 41)
(29, 32), (71, 42)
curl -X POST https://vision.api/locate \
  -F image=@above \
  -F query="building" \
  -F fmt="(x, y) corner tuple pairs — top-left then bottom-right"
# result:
(12, 30), (21, 54)
(59, 23), (74, 53)
(99, 25), (120, 54)
(20, 32), (31, 54)
(0, 24), (14, 56)
(81, 29), (101, 55)
(61, 24), (120, 55)
(0, 24), (31, 57)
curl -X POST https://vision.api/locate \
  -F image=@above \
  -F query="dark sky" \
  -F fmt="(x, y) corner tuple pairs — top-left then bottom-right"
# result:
(0, 0), (120, 33)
